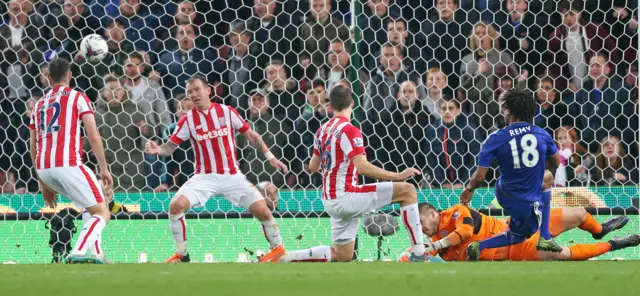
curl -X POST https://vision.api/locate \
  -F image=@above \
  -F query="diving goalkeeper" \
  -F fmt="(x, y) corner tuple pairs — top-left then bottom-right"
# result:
(398, 202), (636, 262)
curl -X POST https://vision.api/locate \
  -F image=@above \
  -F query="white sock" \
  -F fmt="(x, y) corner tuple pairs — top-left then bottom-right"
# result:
(169, 213), (188, 255)
(82, 211), (101, 257)
(401, 204), (426, 256)
(71, 215), (105, 256)
(280, 246), (332, 263)
(261, 218), (282, 248)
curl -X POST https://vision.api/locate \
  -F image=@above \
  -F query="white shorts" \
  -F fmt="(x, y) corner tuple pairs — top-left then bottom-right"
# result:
(176, 173), (263, 209)
(37, 165), (105, 209)
(322, 182), (394, 245)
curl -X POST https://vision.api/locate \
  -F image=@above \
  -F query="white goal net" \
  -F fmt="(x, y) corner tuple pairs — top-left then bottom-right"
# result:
(0, 0), (638, 263)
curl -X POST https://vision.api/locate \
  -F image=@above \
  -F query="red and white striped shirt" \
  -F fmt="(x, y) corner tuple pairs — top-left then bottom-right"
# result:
(29, 85), (94, 170)
(170, 103), (249, 175)
(313, 116), (367, 200)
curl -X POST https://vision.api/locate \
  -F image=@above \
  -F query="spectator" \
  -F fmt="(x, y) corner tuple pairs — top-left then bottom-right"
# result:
(421, 0), (471, 87)
(457, 0), (501, 24)
(237, 89), (290, 187)
(623, 64), (638, 157)
(494, 0), (547, 75)
(554, 126), (590, 187)
(364, 43), (419, 114)
(574, 53), (628, 153)
(369, 17), (425, 75)
(318, 39), (368, 94)
(359, 0), (400, 74)
(620, 13), (638, 73)
(460, 22), (518, 135)
(546, 0), (618, 92)
(425, 96), (483, 188)
(460, 22), (518, 83)
(367, 81), (430, 187)
(76, 18), (135, 101)
(156, 24), (223, 98)
(534, 76), (571, 135)
(114, 0), (160, 52)
(589, 136), (638, 185)
(158, 0), (209, 52)
(246, 0), (297, 72)
(223, 22), (262, 109)
(0, 0), (42, 101)
(91, 75), (147, 190)
(1, 0), (44, 54)
(123, 51), (172, 136)
(262, 59), (304, 123)
(61, 0), (101, 46)
(35, 15), (76, 64)
(296, 0), (350, 80)
(12, 98), (38, 193)
(417, 68), (449, 120)
(294, 80), (330, 188)
(155, 94), (195, 192)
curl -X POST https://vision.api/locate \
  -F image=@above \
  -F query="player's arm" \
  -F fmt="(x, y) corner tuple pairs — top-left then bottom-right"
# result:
(352, 155), (407, 181)
(307, 129), (322, 174)
(308, 154), (321, 173)
(240, 128), (288, 173)
(346, 127), (420, 181)
(546, 133), (561, 172)
(29, 130), (37, 173)
(460, 136), (496, 204)
(146, 114), (186, 157)
(146, 141), (179, 156)
(232, 106), (288, 173)
(427, 207), (474, 252)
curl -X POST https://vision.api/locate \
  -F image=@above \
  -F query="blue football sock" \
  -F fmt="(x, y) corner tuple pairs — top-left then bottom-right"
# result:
(478, 230), (526, 251)
(539, 190), (552, 240)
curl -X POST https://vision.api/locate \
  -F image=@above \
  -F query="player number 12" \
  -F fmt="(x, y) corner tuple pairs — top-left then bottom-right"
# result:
(508, 134), (539, 169)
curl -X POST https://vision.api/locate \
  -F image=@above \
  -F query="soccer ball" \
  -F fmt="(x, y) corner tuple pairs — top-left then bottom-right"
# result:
(80, 34), (108, 63)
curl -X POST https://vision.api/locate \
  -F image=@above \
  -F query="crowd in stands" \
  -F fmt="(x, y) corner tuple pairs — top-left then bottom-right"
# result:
(0, 0), (638, 194)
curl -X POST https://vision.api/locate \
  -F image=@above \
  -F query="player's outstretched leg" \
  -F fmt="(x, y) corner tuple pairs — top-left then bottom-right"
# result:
(466, 230), (527, 261)
(536, 171), (562, 253)
(166, 195), (191, 263)
(538, 234), (640, 261)
(248, 199), (285, 263)
(391, 182), (429, 262)
(592, 216), (629, 240)
(554, 207), (628, 239)
(66, 203), (111, 264)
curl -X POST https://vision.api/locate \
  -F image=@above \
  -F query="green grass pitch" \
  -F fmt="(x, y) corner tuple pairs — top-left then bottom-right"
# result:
(1, 262), (639, 296)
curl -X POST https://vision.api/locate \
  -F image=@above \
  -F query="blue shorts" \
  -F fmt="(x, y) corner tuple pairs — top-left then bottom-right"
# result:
(495, 188), (542, 238)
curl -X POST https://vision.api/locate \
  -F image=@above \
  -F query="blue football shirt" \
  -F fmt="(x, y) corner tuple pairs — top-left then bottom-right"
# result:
(477, 122), (558, 201)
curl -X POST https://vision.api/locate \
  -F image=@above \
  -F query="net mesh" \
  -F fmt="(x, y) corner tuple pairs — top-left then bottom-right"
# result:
(0, 0), (638, 263)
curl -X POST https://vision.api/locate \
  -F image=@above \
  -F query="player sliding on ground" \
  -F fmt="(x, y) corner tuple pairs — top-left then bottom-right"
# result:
(460, 89), (563, 261)
(277, 86), (433, 263)
(397, 199), (637, 261)
(30, 58), (114, 264)
(144, 75), (289, 263)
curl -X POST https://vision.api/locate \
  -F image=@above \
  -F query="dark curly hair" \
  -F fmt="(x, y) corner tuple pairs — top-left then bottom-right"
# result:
(502, 89), (537, 124)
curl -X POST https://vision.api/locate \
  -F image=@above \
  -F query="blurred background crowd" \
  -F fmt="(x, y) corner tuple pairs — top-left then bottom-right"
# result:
(0, 0), (637, 194)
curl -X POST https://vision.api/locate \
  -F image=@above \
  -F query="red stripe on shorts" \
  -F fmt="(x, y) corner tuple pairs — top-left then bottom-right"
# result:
(79, 166), (103, 203)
